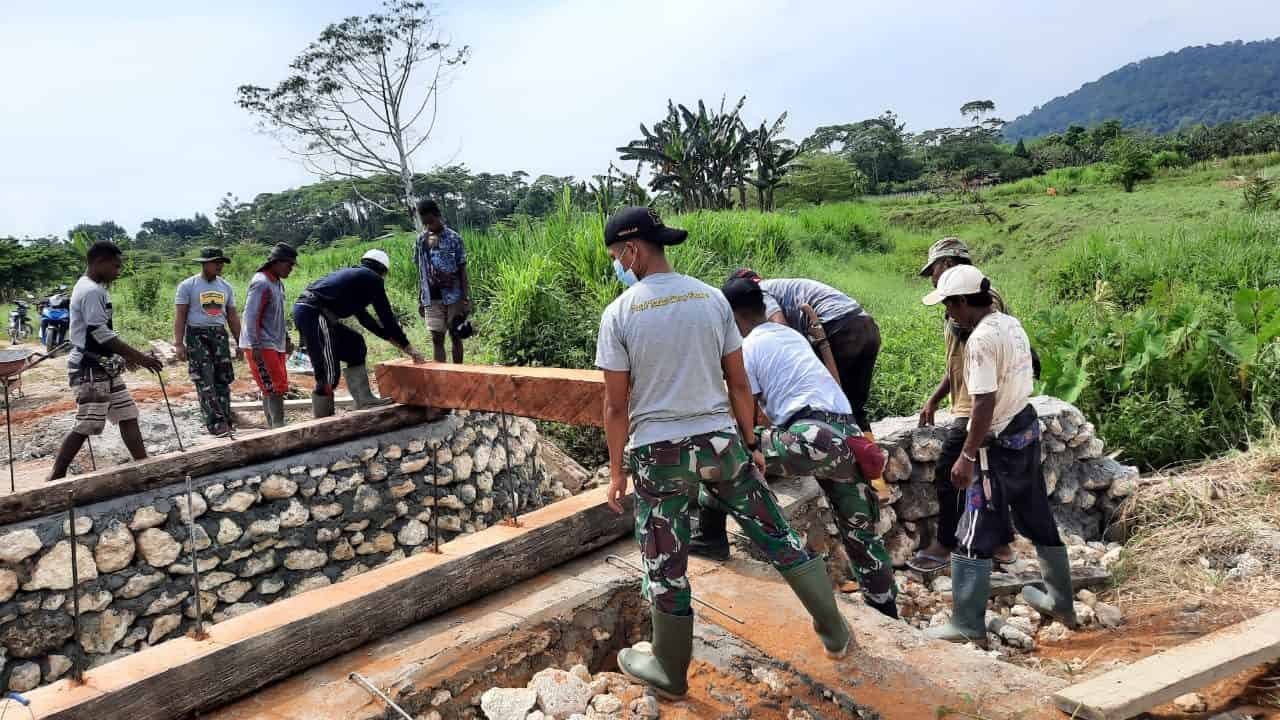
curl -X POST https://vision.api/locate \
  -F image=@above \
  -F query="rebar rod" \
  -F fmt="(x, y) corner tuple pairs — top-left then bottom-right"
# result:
(67, 492), (85, 683)
(348, 672), (414, 720)
(604, 554), (745, 624)
(154, 369), (184, 452)
(183, 474), (208, 639)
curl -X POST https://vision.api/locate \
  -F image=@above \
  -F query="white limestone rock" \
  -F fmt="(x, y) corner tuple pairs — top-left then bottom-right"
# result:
(24, 541), (98, 591)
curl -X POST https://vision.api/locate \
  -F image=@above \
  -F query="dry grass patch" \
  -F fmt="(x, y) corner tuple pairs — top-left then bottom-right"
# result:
(1109, 443), (1280, 609)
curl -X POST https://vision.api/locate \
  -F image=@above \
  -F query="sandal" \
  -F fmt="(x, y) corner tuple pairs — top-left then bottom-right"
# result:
(906, 551), (950, 573)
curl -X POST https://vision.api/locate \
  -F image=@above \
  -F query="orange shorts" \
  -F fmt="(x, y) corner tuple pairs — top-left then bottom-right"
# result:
(248, 348), (288, 396)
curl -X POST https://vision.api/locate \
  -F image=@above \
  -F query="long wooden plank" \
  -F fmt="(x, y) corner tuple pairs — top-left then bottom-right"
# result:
(1053, 609), (1280, 720)
(989, 566), (1110, 597)
(26, 486), (635, 720)
(0, 405), (438, 526)
(376, 360), (605, 427)
(230, 396), (355, 411)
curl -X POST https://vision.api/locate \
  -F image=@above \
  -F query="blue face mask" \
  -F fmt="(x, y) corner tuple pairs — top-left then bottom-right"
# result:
(612, 246), (639, 287)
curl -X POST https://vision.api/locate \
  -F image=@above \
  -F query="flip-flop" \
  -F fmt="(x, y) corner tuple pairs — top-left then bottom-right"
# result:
(906, 551), (950, 573)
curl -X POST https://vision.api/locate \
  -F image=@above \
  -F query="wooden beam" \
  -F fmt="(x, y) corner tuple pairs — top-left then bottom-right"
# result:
(26, 487), (634, 720)
(230, 396), (355, 412)
(376, 360), (605, 427)
(1053, 609), (1280, 720)
(0, 406), (438, 526)
(989, 566), (1111, 597)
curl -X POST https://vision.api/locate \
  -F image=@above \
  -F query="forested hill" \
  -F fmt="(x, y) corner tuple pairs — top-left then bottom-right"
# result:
(1004, 38), (1280, 140)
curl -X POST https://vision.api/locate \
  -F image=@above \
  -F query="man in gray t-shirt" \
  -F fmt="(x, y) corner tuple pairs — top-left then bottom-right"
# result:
(733, 269), (887, 499)
(174, 247), (242, 437)
(50, 241), (163, 481)
(596, 207), (850, 700)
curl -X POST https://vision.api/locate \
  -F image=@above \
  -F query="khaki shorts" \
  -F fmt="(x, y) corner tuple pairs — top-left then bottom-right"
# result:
(425, 302), (466, 334)
(71, 371), (139, 436)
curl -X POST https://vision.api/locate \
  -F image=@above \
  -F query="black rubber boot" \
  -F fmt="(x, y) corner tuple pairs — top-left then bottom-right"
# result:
(688, 506), (730, 561)
(618, 608), (694, 699)
(925, 554), (991, 649)
(865, 595), (900, 620)
(781, 557), (853, 658)
(1022, 544), (1079, 628)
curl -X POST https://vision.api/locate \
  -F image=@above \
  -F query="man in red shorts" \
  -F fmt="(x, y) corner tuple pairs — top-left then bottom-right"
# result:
(240, 243), (297, 428)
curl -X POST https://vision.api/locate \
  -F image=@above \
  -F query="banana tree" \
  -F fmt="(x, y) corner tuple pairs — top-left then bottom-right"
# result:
(748, 113), (800, 211)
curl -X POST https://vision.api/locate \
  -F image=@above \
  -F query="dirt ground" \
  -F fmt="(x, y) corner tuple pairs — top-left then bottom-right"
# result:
(0, 338), (327, 486)
(1034, 601), (1280, 719)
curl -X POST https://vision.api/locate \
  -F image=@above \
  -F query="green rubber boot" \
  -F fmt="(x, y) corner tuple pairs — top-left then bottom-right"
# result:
(618, 609), (694, 699)
(781, 557), (852, 658)
(344, 365), (394, 409)
(311, 392), (335, 419)
(925, 554), (991, 649)
(267, 395), (288, 428)
(1021, 544), (1078, 628)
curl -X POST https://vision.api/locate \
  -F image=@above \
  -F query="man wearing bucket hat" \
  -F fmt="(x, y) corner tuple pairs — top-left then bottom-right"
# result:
(921, 265), (1076, 648)
(596, 206), (850, 700)
(174, 246), (242, 437)
(909, 237), (1017, 573)
(241, 243), (298, 428)
(293, 249), (427, 418)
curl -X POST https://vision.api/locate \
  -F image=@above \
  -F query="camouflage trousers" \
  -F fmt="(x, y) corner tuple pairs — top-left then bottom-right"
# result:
(629, 429), (811, 616)
(760, 412), (898, 605)
(186, 326), (234, 434)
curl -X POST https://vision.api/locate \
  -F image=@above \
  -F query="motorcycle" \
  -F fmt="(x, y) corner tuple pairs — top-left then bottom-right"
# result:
(7, 299), (31, 345)
(39, 287), (70, 350)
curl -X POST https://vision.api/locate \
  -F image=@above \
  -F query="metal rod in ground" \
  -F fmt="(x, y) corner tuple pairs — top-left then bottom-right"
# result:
(604, 554), (745, 625)
(85, 436), (96, 471)
(348, 672), (414, 720)
(183, 474), (208, 639)
(4, 382), (13, 494)
(66, 492), (85, 683)
(487, 384), (519, 527)
(154, 369), (184, 453)
(429, 443), (440, 553)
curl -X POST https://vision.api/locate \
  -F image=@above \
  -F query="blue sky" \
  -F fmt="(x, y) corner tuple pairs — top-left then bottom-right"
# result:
(2, 0), (1278, 238)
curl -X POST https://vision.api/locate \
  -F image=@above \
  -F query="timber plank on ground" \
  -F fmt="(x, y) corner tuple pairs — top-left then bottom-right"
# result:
(25, 486), (635, 720)
(230, 395), (355, 411)
(376, 360), (605, 426)
(989, 565), (1111, 597)
(1052, 608), (1280, 720)
(0, 405), (438, 526)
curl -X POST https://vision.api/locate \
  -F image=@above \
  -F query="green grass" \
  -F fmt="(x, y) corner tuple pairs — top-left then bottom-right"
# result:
(92, 153), (1280, 468)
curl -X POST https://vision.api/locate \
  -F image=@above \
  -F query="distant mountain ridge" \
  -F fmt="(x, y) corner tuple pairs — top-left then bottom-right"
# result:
(1004, 38), (1280, 140)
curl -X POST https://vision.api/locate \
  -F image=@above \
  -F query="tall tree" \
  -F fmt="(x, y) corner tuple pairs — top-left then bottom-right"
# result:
(237, 0), (470, 225)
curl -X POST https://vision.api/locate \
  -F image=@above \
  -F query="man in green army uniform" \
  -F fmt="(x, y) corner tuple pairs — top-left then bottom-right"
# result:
(175, 247), (242, 437)
(596, 207), (851, 700)
(721, 272), (899, 618)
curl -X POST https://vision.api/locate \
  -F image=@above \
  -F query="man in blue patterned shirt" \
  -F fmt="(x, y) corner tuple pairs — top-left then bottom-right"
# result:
(414, 198), (471, 363)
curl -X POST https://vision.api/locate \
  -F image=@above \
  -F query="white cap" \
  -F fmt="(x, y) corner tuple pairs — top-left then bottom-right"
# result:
(922, 265), (988, 306)
(362, 249), (391, 270)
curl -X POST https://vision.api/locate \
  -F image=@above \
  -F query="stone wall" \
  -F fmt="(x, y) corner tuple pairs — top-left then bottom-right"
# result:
(0, 411), (547, 692)
(873, 396), (1138, 565)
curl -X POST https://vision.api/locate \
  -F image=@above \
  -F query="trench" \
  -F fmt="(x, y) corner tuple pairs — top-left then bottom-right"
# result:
(361, 579), (885, 720)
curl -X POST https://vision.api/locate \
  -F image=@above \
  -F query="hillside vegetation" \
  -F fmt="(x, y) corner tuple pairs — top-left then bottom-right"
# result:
(1005, 38), (1280, 139)
(93, 152), (1280, 471)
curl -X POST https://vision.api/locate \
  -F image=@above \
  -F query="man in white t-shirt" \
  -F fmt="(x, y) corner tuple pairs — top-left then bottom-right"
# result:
(718, 274), (898, 619)
(921, 265), (1076, 648)
(596, 206), (850, 700)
